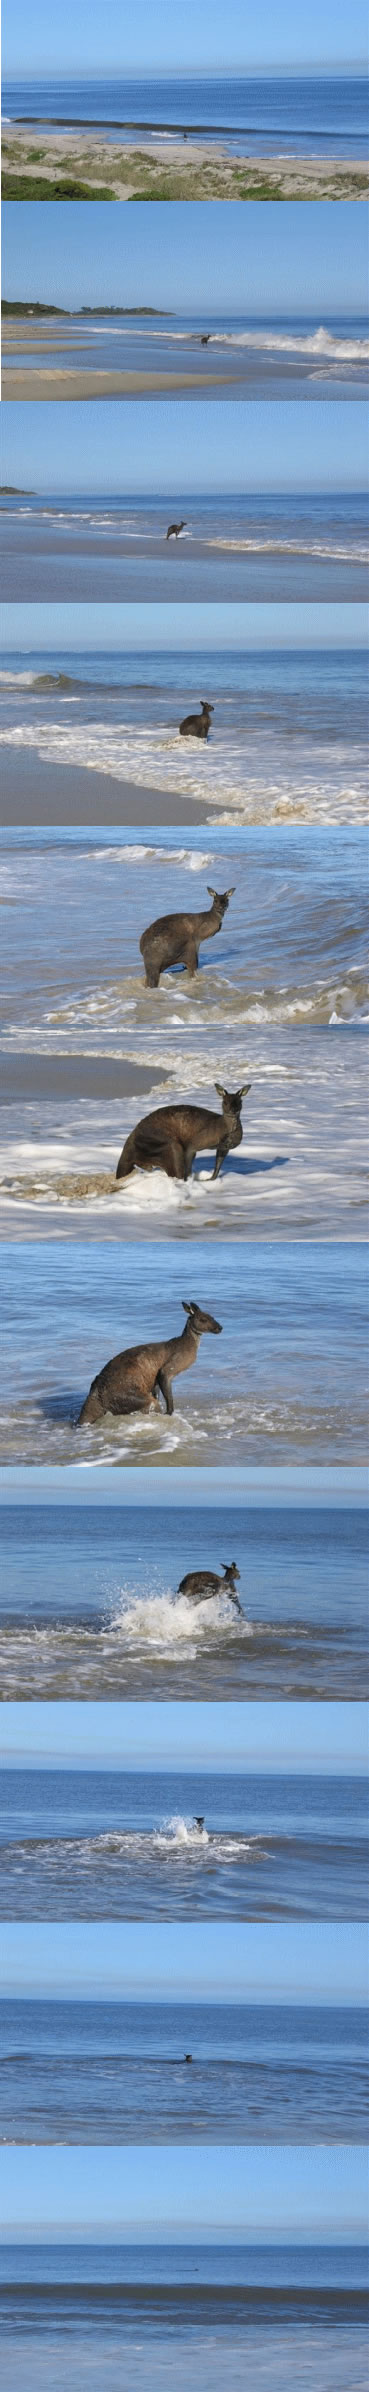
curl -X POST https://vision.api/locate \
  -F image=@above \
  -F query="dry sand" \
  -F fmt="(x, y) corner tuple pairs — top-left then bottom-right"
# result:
(3, 125), (368, 198)
(2, 366), (234, 399)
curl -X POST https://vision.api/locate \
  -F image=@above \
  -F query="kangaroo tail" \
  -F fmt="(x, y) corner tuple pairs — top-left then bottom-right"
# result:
(78, 1386), (103, 1426)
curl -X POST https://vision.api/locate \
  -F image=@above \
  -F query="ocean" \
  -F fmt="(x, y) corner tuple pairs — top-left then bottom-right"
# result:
(0, 646), (367, 824)
(1, 825), (368, 1035)
(0, 1766), (367, 1918)
(3, 74), (368, 156)
(0, 1239), (366, 1464)
(0, 2242), (367, 2392)
(0, 1999), (366, 2142)
(0, 1499), (367, 1700)
(4, 315), (369, 400)
(1, 492), (367, 600)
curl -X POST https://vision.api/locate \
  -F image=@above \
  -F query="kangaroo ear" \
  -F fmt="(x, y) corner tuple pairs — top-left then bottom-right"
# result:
(182, 1300), (195, 1316)
(226, 887), (235, 897)
(215, 1082), (226, 1099)
(240, 1082), (251, 1095)
(207, 886), (216, 897)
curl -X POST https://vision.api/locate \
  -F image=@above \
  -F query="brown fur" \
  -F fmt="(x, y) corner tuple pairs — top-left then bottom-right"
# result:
(78, 1298), (222, 1425)
(116, 1083), (250, 1184)
(178, 1562), (241, 1609)
(140, 885), (235, 987)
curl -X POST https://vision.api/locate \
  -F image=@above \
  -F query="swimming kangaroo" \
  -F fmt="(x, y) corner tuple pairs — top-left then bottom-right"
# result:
(116, 1083), (250, 1185)
(140, 885), (235, 987)
(78, 1299), (222, 1425)
(179, 700), (213, 740)
(177, 1563), (242, 1611)
(166, 520), (186, 539)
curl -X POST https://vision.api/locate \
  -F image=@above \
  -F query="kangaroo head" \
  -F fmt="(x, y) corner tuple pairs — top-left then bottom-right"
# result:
(222, 1562), (241, 1581)
(201, 700), (214, 715)
(182, 1299), (222, 1336)
(215, 1082), (251, 1115)
(207, 886), (235, 917)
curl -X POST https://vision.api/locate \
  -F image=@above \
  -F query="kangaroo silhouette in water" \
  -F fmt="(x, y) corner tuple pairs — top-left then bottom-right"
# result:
(140, 885), (235, 987)
(116, 1083), (250, 1184)
(179, 700), (213, 740)
(177, 1562), (242, 1610)
(78, 1299), (222, 1425)
(166, 520), (186, 539)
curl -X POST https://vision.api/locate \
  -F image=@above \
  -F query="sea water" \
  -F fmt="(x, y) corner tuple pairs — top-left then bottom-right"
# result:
(0, 647), (367, 823)
(3, 73), (368, 156)
(5, 316), (369, 401)
(0, 1499), (367, 1700)
(0, 1766), (367, 1919)
(0, 1239), (367, 1465)
(1, 491), (367, 600)
(0, 1998), (366, 2141)
(0, 2242), (367, 2392)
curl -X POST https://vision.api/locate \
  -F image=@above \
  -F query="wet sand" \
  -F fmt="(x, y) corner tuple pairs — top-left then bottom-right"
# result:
(0, 1055), (165, 1101)
(3, 126), (368, 199)
(0, 746), (208, 826)
(3, 362), (233, 401)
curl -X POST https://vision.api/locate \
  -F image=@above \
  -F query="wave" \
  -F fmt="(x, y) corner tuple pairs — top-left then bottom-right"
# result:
(0, 1821), (261, 1869)
(0, 719), (366, 824)
(191, 326), (369, 361)
(208, 537), (368, 560)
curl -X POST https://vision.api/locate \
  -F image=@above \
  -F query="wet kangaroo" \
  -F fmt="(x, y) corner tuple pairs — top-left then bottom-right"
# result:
(78, 1299), (222, 1425)
(166, 520), (186, 539)
(177, 1562), (242, 1611)
(116, 1083), (250, 1185)
(179, 700), (213, 740)
(140, 885), (235, 987)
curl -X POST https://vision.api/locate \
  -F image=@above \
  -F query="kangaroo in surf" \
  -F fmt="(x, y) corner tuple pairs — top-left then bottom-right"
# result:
(78, 1299), (222, 1425)
(116, 1083), (250, 1185)
(177, 1562), (242, 1610)
(140, 885), (235, 987)
(166, 520), (186, 539)
(179, 700), (213, 740)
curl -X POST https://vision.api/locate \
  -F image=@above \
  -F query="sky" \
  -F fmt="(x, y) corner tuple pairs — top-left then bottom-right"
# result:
(2, 399), (368, 492)
(3, 0), (367, 78)
(4, 200), (368, 316)
(1, 1922), (367, 2005)
(0, 1700), (367, 1773)
(0, 2144), (366, 2241)
(0, 1466), (368, 1507)
(2, 604), (368, 654)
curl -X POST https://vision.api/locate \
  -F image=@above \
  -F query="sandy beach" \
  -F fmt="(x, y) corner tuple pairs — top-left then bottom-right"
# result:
(3, 126), (368, 199)
(2, 323), (234, 403)
(0, 746), (209, 826)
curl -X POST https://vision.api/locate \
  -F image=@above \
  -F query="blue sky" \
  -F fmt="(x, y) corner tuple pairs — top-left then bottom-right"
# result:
(0, 1466), (368, 1507)
(1, 1923), (367, 2005)
(3, 0), (367, 78)
(4, 200), (368, 315)
(0, 2144), (366, 2241)
(2, 399), (368, 492)
(0, 1700), (367, 1773)
(2, 604), (368, 654)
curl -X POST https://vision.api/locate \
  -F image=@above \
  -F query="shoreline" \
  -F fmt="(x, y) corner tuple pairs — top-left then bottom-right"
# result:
(3, 128), (368, 200)
(0, 747), (208, 826)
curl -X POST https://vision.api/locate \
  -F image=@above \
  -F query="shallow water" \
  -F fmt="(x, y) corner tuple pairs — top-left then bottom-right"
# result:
(1, 492), (367, 601)
(0, 1499), (367, 1700)
(0, 1767), (366, 1919)
(0, 1998), (366, 2142)
(1, 646), (368, 826)
(4, 72), (369, 154)
(1, 827), (368, 1048)
(4, 316), (369, 402)
(0, 1240), (366, 1465)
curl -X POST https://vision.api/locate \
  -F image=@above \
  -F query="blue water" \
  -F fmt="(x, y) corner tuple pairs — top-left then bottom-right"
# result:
(2, 489), (367, 602)
(5, 313), (368, 400)
(3, 75), (368, 156)
(0, 1501), (367, 1700)
(0, 1997), (366, 2142)
(0, 1239), (367, 1465)
(0, 644), (367, 825)
(0, 1765), (367, 1919)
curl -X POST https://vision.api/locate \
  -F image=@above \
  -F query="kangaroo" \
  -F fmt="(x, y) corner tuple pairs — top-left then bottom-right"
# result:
(140, 885), (235, 987)
(200, 334), (211, 346)
(177, 1563), (241, 1611)
(179, 700), (213, 740)
(116, 1083), (250, 1185)
(166, 520), (186, 539)
(78, 1299), (222, 1425)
